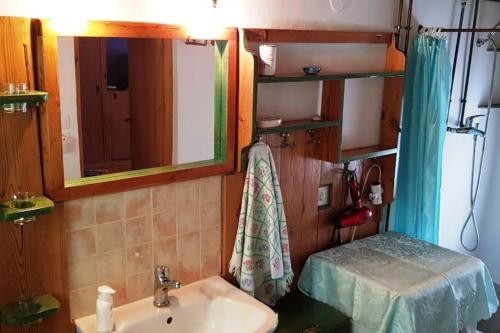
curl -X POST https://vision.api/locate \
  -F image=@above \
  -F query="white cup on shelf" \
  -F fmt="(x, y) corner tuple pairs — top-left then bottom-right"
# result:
(259, 44), (277, 76)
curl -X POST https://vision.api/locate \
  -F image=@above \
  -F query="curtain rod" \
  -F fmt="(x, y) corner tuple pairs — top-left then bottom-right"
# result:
(419, 25), (500, 33)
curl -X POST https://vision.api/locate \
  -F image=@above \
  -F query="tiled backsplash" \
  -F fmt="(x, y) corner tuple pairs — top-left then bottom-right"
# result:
(65, 176), (222, 319)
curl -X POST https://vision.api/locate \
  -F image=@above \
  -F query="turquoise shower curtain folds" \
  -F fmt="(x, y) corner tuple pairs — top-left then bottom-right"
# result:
(392, 35), (451, 244)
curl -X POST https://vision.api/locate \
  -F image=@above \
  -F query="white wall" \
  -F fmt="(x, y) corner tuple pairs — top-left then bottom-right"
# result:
(2, 0), (499, 279)
(411, 0), (500, 283)
(172, 40), (215, 164)
(57, 36), (82, 180)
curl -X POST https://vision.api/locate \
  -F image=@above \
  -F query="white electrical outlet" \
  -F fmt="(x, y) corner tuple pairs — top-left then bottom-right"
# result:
(318, 185), (331, 208)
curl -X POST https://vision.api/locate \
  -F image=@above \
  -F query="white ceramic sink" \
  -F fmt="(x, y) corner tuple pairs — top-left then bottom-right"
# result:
(75, 275), (277, 333)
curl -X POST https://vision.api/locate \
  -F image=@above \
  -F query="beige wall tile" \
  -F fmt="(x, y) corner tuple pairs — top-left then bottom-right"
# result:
(66, 175), (223, 317)
(177, 232), (200, 284)
(69, 286), (96, 319)
(176, 206), (199, 234)
(201, 225), (221, 253)
(69, 256), (97, 290)
(153, 210), (176, 240)
(200, 201), (221, 228)
(201, 251), (221, 278)
(101, 279), (127, 307)
(175, 180), (199, 210)
(124, 188), (151, 218)
(126, 243), (152, 275)
(65, 198), (94, 230)
(67, 227), (96, 260)
(152, 184), (175, 214)
(153, 236), (177, 268)
(200, 176), (221, 204)
(96, 221), (125, 254)
(97, 249), (126, 282)
(126, 215), (152, 246)
(127, 271), (152, 302)
(96, 192), (124, 223)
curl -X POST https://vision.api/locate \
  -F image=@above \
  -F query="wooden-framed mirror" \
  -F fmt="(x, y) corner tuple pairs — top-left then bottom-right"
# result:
(33, 20), (237, 201)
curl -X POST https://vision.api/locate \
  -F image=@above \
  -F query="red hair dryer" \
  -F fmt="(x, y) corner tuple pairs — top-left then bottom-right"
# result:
(336, 170), (373, 229)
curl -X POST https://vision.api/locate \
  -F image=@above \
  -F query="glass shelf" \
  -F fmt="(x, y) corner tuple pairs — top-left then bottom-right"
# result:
(256, 119), (340, 135)
(0, 294), (60, 326)
(257, 70), (405, 84)
(0, 196), (54, 221)
(340, 145), (398, 162)
(0, 91), (48, 107)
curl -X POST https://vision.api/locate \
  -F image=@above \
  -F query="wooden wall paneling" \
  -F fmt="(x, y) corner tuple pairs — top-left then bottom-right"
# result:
(318, 80), (343, 163)
(0, 17), (72, 332)
(277, 132), (306, 277)
(300, 141), (321, 267)
(221, 172), (245, 281)
(380, 77), (404, 149)
(317, 161), (344, 249)
(35, 19), (65, 193)
(236, 30), (258, 171)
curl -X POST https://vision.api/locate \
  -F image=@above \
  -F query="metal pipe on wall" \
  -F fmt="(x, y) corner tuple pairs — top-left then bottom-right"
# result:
(403, 0), (413, 55)
(458, 0), (480, 127)
(395, 0), (414, 55)
(448, 0), (468, 123)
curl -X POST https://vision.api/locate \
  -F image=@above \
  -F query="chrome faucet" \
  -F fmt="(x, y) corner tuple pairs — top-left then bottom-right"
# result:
(447, 115), (486, 137)
(153, 266), (181, 307)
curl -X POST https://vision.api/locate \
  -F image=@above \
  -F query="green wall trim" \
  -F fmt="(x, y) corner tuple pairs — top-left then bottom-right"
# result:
(214, 40), (229, 162)
(257, 70), (405, 84)
(65, 159), (224, 188)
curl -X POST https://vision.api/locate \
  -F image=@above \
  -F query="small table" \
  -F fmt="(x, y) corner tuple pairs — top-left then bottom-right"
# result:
(298, 232), (498, 333)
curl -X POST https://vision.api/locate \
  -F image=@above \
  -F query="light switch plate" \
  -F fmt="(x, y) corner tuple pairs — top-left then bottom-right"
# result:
(318, 184), (331, 208)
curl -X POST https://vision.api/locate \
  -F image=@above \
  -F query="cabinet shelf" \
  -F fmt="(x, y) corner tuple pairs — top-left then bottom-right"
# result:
(256, 119), (340, 135)
(0, 196), (54, 221)
(257, 71), (405, 84)
(0, 91), (48, 107)
(340, 145), (398, 162)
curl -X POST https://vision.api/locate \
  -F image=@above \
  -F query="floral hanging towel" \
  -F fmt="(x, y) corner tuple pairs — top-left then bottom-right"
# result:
(229, 142), (293, 305)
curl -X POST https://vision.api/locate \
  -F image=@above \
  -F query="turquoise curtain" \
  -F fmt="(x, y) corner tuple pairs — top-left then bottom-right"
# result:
(392, 35), (451, 244)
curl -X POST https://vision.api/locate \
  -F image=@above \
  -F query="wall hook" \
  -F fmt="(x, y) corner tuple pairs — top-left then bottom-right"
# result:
(306, 129), (321, 144)
(280, 132), (290, 148)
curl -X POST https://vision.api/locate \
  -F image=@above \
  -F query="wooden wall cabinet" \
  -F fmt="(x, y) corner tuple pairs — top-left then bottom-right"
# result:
(224, 29), (406, 280)
(236, 28), (405, 202)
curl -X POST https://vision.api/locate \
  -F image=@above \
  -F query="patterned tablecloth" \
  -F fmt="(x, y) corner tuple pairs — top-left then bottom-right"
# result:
(298, 232), (498, 333)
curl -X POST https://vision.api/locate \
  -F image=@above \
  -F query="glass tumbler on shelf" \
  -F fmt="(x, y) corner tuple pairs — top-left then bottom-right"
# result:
(15, 83), (28, 94)
(2, 83), (15, 113)
(15, 83), (29, 112)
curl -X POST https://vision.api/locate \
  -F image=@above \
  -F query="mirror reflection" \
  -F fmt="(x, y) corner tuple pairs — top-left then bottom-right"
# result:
(57, 36), (228, 182)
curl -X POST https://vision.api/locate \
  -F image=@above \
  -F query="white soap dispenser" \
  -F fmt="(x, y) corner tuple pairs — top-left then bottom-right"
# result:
(96, 285), (116, 333)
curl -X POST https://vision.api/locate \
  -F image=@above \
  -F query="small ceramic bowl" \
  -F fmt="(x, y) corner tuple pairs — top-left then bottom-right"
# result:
(303, 66), (321, 75)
